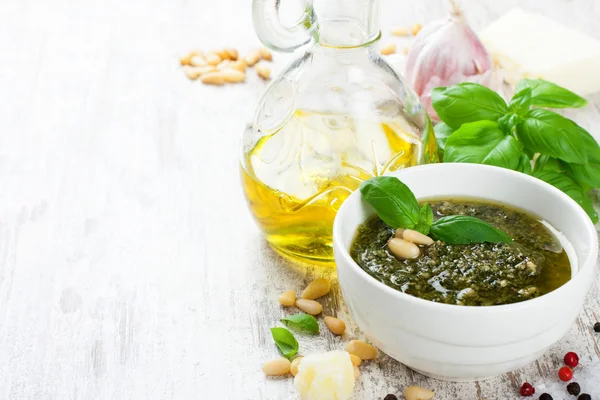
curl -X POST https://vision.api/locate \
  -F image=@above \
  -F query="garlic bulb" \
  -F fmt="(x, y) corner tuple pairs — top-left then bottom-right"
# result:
(405, 0), (494, 120)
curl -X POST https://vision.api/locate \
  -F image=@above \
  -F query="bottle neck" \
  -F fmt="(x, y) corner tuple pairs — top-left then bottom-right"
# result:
(312, 0), (381, 48)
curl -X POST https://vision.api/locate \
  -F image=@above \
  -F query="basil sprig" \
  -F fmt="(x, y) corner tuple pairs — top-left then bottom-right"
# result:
(281, 313), (320, 334)
(432, 78), (599, 223)
(360, 177), (511, 244)
(270, 327), (298, 358)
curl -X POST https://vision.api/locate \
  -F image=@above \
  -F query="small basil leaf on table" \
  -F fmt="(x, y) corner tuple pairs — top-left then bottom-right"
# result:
(270, 327), (299, 358)
(413, 203), (434, 235)
(516, 109), (588, 164)
(281, 313), (320, 334)
(429, 215), (512, 245)
(509, 87), (532, 115)
(433, 122), (454, 158)
(360, 177), (421, 229)
(431, 83), (509, 129)
(515, 154), (532, 175)
(534, 170), (599, 223)
(515, 79), (587, 109)
(443, 120), (523, 169)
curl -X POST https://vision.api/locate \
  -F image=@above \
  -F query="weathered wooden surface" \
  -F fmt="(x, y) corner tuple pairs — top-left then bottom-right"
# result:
(0, 0), (598, 399)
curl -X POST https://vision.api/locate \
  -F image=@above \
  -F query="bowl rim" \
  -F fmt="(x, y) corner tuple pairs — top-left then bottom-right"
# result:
(333, 163), (599, 312)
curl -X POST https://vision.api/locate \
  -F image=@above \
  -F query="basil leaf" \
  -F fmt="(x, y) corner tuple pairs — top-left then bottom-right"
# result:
(533, 155), (566, 174)
(516, 154), (532, 175)
(430, 215), (512, 244)
(270, 327), (299, 358)
(498, 113), (520, 134)
(443, 121), (523, 169)
(414, 203), (434, 235)
(509, 87), (532, 115)
(533, 170), (599, 223)
(433, 123), (454, 158)
(281, 313), (320, 334)
(567, 161), (600, 188)
(517, 109), (588, 164)
(431, 83), (509, 129)
(360, 177), (421, 229)
(515, 79), (587, 109)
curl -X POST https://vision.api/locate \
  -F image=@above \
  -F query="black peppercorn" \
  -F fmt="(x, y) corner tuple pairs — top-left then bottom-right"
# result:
(383, 395), (398, 400)
(539, 394), (553, 400)
(567, 382), (581, 396)
(594, 322), (600, 333)
(578, 394), (592, 400)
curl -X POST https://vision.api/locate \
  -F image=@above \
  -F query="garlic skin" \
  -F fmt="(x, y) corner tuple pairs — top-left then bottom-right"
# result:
(405, 3), (493, 120)
(294, 350), (355, 400)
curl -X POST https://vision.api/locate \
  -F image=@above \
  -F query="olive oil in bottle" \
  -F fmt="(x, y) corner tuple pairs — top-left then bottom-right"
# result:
(241, 109), (429, 266)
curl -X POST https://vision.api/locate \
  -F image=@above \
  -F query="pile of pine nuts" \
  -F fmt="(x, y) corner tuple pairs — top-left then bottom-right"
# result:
(388, 228), (434, 260)
(379, 22), (422, 55)
(180, 47), (272, 85)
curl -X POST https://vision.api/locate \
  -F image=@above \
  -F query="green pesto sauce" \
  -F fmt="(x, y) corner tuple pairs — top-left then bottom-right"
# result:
(350, 198), (571, 306)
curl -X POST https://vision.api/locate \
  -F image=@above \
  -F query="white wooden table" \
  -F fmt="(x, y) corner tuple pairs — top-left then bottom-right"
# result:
(0, 0), (599, 399)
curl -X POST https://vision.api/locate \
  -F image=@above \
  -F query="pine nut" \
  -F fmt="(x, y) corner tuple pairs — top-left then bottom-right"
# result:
(214, 49), (229, 60)
(262, 357), (291, 376)
(190, 55), (207, 67)
(391, 26), (411, 36)
(217, 60), (232, 70)
(290, 356), (303, 376)
(346, 340), (377, 360)
(380, 43), (397, 55)
(278, 290), (296, 307)
(222, 69), (246, 83)
(404, 386), (434, 400)
(245, 50), (261, 66)
(411, 23), (423, 36)
(180, 54), (192, 66)
(301, 278), (331, 300)
(353, 365), (360, 380)
(232, 60), (246, 72)
(201, 72), (226, 85)
(295, 299), (322, 315)
(324, 316), (346, 335)
(256, 64), (271, 80)
(183, 66), (202, 80)
(349, 354), (362, 366)
(395, 229), (434, 245)
(388, 238), (420, 259)
(225, 48), (239, 61)
(205, 53), (222, 66)
(259, 47), (273, 61)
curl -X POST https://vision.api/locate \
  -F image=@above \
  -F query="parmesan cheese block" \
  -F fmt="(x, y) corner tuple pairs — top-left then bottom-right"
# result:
(480, 8), (600, 95)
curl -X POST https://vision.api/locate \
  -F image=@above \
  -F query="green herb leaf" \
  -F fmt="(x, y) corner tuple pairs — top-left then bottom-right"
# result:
(533, 155), (566, 174)
(270, 327), (299, 358)
(515, 154), (532, 175)
(433, 123), (454, 158)
(498, 113), (521, 134)
(359, 177), (421, 230)
(533, 170), (599, 223)
(515, 79), (587, 109)
(509, 87), (532, 115)
(517, 109), (588, 164)
(429, 215), (512, 244)
(281, 313), (320, 334)
(414, 203), (434, 235)
(431, 83), (509, 129)
(443, 121), (523, 169)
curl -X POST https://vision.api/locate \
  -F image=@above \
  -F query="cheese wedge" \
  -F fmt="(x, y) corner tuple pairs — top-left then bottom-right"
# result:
(480, 8), (600, 95)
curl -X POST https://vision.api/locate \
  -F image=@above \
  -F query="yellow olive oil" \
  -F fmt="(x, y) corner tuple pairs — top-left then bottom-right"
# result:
(241, 109), (434, 266)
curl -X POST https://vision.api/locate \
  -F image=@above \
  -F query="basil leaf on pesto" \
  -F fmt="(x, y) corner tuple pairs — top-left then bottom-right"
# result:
(414, 203), (433, 235)
(270, 327), (299, 358)
(281, 313), (320, 334)
(359, 176), (421, 230)
(430, 215), (512, 245)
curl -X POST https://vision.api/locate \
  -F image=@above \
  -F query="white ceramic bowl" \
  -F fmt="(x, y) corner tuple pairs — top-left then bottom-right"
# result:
(333, 163), (598, 381)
